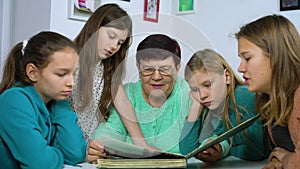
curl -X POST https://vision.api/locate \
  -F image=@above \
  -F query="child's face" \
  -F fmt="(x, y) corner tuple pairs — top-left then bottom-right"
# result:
(97, 26), (129, 59)
(188, 70), (229, 110)
(237, 37), (271, 94)
(34, 47), (79, 103)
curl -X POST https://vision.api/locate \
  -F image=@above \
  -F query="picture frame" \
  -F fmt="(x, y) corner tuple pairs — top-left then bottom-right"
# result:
(172, 0), (196, 15)
(144, 0), (160, 23)
(68, 0), (102, 21)
(280, 0), (300, 11)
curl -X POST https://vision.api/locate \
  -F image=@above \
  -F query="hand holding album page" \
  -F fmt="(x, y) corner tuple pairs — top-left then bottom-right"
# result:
(97, 113), (261, 168)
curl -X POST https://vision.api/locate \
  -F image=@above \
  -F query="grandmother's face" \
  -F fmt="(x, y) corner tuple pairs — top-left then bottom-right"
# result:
(137, 56), (180, 105)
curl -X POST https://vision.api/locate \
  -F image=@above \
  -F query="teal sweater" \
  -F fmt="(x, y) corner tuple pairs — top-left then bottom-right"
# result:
(0, 85), (86, 169)
(179, 85), (270, 160)
(93, 77), (191, 154)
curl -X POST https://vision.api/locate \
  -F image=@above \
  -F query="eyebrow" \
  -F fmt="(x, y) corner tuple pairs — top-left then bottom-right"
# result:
(108, 30), (127, 42)
(238, 51), (249, 57)
(141, 65), (173, 68)
(199, 79), (212, 85)
(56, 68), (73, 72)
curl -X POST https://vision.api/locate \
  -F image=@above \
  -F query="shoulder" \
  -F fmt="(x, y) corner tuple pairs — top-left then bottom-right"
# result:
(232, 85), (255, 110)
(123, 81), (143, 98)
(294, 86), (300, 101)
(234, 85), (255, 99)
(0, 87), (32, 103)
(124, 81), (141, 90)
(177, 77), (189, 86)
(0, 86), (40, 119)
(292, 86), (300, 117)
(175, 77), (190, 92)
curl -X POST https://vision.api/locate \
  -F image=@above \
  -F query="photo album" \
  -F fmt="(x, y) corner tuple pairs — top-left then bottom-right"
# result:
(97, 113), (261, 168)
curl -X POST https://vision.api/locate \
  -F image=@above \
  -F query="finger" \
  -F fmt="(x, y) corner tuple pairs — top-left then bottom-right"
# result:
(87, 154), (100, 163)
(274, 162), (283, 169)
(273, 147), (283, 151)
(212, 143), (222, 152)
(90, 140), (107, 153)
(262, 164), (271, 169)
(204, 147), (215, 154)
(88, 146), (104, 156)
(195, 150), (215, 162)
(88, 142), (107, 159)
(195, 152), (210, 160)
(87, 149), (107, 163)
(89, 140), (103, 150)
(205, 146), (221, 159)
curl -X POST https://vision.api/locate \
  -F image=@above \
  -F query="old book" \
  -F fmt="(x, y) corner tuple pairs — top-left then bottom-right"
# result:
(97, 113), (260, 168)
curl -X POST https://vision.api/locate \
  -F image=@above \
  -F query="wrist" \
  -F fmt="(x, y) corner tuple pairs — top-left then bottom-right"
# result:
(131, 137), (148, 147)
(187, 103), (202, 122)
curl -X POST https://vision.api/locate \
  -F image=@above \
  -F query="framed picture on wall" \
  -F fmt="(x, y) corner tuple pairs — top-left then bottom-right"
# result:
(172, 0), (196, 15)
(144, 0), (160, 23)
(280, 0), (300, 11)
(68, 0), (102, 21)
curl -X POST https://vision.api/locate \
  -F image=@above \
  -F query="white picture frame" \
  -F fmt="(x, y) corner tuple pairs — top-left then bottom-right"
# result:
(68, 0), (102, 21)
(172, 0), (196, 15)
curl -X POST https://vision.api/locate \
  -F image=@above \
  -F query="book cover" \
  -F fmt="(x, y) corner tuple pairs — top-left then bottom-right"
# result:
(97, 113), (260, 168)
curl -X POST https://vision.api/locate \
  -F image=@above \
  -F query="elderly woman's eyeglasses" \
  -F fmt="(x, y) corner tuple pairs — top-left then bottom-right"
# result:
(139, 66), (175, 76)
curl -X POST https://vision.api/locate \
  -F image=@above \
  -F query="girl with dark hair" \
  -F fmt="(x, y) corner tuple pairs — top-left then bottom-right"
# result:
(0, 31), (86, 168)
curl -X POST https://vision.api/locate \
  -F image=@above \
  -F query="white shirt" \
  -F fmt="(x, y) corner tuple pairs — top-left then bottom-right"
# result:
(68, 60), (105, 144)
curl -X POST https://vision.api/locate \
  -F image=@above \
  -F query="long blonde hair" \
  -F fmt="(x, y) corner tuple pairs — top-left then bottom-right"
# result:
(236, 15), (300, 126)
(185, 49), (245, 130)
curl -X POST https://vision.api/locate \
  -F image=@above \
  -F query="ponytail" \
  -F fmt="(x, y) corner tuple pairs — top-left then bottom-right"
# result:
(0, 43), (25, 94)
(0, 31), (76, 94)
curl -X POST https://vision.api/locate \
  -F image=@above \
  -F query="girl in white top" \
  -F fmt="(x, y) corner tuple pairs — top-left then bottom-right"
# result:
(68, 4), (155, 158)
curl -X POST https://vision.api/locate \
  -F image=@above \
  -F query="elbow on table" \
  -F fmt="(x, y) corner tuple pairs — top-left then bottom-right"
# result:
(64, 145), (87, 165)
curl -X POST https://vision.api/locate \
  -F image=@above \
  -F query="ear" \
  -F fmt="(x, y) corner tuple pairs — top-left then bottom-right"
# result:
(26, 63), (39, 82)
(176, 63), (181, 70)
(224, 69), (231, 85)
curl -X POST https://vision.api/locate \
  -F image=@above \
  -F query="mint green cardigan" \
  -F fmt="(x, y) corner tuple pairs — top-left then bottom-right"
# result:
(93, 77), (191, 154)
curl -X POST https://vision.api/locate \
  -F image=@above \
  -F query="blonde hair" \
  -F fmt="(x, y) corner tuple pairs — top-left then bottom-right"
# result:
(185, 49), (245, 130)
(236, 15), (300, 126)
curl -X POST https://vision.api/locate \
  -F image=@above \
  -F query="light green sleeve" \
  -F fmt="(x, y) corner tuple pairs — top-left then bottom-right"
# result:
(92, 106), (128, 142)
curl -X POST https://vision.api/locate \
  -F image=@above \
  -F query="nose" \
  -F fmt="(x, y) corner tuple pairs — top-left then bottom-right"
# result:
(110, 40), (119, 51)
(66, 74), (75, 88)
(151, 69), (162, 80)
(238, 61), (246, 73)
(199, 88), (208, 100)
